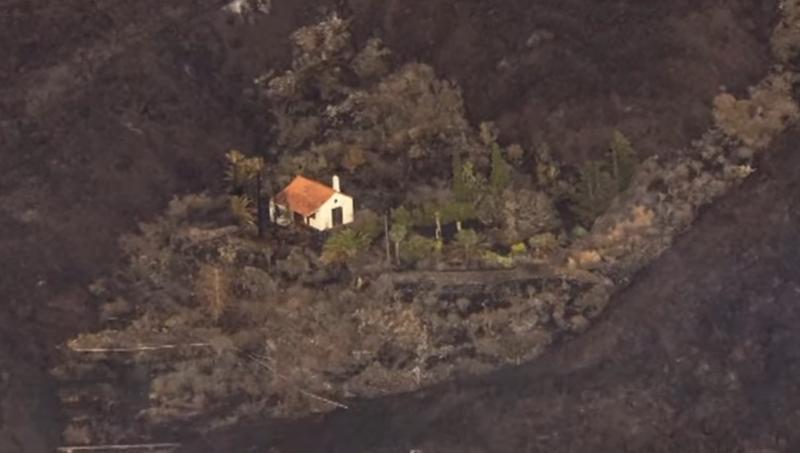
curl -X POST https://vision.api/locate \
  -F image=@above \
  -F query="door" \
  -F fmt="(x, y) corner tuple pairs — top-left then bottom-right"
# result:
(331, 207), (343, 227)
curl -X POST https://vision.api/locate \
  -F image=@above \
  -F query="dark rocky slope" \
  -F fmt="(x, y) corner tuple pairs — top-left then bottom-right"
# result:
(0, 0), (779, 450)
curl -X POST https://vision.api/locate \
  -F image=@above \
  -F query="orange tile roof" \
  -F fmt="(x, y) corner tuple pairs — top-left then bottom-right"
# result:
(273, 175), (336, 217)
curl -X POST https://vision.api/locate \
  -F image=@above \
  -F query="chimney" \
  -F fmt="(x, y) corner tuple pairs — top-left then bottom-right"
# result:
(332, 174), (341, 192)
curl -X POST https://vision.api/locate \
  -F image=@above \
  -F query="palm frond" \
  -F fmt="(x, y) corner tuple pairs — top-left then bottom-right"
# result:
(230, 195), (257, 228)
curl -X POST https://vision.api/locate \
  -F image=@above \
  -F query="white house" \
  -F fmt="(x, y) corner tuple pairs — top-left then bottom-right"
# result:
(270, 175), (354, 231)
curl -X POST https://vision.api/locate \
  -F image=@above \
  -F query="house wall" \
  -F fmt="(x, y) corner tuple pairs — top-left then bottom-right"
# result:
(269, 200), (293, 226)
(308, 193), (354, 231)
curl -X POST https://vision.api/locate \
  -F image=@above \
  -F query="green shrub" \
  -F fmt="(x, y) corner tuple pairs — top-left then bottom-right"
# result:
(410, 202), (439, 227)
(455, 228), (485, 264)
(528, 233), (561, 260)
(440, 200), (478, 228)
(481, 250), (514, 268)
(391, 206), (414, 228)
(498, 188), (560, 245)
(321, 229), (371, 264)
(405, 234), (439, 263)
(351, 209), (382, 241)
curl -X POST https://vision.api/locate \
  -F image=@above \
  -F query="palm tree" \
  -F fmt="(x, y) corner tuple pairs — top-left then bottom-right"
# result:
(609, 130), (637, 191)
(229, 195), (256, 228)
(389, 223), (408, 266)
(224, 150), (248, 192)
(322, 229), (369, 264)
(225, 150), (267, 236)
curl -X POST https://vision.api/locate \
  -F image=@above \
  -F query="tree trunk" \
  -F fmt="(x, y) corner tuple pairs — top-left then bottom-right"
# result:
(394, 241), (401, 266)
(456, 220), (463, 232)
(435, 211), (442, 240)
(384, 213), (391, 263)
(256, 172), (266, 238)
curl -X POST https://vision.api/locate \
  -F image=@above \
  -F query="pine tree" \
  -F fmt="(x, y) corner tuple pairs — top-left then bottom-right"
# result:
(567, 132), (638, 228)
(461, 160), (485, 196)
(569, 160), (617, 228)
(452, 151), (486, 204)
(609, 130), (637, 191)
(452, 152), (469, 202)
(225, 150), (267, 236)
(490, 144), (512, 194)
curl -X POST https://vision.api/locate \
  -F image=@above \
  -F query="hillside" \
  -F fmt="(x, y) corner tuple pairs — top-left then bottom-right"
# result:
(228, 125), (800, 453)
(0, 0), (789, 451)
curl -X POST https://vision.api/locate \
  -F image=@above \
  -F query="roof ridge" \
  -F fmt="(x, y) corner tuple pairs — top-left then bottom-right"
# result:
(274, 174), (338, 217)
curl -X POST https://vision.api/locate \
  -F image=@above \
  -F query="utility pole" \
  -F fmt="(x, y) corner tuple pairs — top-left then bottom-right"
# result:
(435, 211), (442, 241)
